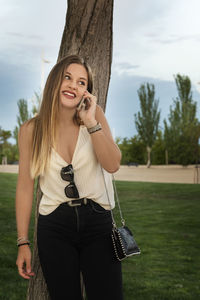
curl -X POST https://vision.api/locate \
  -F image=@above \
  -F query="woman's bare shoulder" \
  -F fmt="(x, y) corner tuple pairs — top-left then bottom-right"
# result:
(18, 118), (36, 145)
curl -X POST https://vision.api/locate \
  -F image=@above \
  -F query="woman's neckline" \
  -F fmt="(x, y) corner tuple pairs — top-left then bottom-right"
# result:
(52, 125), (84, 165)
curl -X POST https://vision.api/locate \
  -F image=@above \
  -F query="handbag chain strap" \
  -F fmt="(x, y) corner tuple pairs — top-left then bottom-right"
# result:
(101, 167), (125, 227)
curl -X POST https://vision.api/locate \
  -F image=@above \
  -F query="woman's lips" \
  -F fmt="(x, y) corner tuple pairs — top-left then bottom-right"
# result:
(62, 91), (76, 99)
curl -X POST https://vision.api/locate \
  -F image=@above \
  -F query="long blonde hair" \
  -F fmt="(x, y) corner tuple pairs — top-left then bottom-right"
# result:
(28, 55), (93, 179)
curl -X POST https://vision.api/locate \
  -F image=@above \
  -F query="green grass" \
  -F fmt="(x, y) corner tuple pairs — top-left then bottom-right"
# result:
(0, 173), (35, 300)
(0, 173), (200, 299)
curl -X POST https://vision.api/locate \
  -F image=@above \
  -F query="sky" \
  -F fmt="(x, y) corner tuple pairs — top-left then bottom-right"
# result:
(0, 0), (200, 143)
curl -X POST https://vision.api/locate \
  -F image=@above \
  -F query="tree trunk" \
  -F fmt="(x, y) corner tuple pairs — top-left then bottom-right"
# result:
(27, 0), (113, 299)
(146, 146), (151, 168)
(165, 149), (168, 165)
(27, 181), (51, 300)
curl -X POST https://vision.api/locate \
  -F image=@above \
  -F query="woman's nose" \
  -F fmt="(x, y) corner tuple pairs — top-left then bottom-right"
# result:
(68, 80), (77, 90)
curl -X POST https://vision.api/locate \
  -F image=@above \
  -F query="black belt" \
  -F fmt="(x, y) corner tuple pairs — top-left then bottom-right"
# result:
(67, 198), (89, 207)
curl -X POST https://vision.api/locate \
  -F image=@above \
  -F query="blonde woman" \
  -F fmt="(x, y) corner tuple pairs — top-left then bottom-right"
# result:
(16, 55), (123, 300)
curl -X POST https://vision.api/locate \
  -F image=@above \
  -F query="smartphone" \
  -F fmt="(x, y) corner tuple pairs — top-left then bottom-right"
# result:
(77, 96), (90, 111)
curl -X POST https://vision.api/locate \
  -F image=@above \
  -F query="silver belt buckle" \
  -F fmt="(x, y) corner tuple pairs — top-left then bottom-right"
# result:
(68, 200), (81, 207)
(83, 198), (88, 205)
(67, 198), (88, 207)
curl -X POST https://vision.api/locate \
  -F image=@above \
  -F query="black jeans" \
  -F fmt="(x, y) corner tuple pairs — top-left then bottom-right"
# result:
(37, 200), (123, 300)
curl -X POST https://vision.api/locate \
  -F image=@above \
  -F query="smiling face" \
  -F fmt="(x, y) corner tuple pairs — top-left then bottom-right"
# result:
(59, 63), (88, 110)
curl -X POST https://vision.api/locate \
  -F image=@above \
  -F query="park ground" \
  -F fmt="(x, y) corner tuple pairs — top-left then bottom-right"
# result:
(0, 164), (199, 184)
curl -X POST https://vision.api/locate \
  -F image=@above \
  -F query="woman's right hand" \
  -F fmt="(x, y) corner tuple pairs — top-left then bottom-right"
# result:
(16, 245), (35, 279)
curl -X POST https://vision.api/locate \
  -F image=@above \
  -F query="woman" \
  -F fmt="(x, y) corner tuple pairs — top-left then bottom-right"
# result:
(16, 55), (123, 300)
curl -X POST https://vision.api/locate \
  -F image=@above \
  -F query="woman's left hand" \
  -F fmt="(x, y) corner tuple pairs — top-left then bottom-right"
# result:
(77, 91), (97, 128)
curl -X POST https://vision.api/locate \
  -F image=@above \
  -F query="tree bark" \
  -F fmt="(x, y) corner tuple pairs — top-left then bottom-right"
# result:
(146, 146), (151, 168)
(27, 181), (51, 300)
(165, 149), (168, 165)
(27, 0), (113, 299)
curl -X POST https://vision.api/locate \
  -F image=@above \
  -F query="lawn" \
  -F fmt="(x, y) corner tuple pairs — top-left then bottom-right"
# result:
(0, 173), (200, 300)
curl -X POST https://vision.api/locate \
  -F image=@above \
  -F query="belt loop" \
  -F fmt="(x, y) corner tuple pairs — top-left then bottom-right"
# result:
(84, 198), (87, 205)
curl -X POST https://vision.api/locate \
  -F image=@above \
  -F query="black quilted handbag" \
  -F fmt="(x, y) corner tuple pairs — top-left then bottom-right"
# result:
(111, 225), (141, 261)
(102, 170), (141, 261)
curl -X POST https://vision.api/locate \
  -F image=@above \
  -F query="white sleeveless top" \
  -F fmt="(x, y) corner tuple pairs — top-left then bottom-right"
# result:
(39, 125), (115, 215)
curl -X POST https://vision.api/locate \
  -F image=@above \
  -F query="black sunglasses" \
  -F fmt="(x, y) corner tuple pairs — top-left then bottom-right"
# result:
(60, 164), (80, 198)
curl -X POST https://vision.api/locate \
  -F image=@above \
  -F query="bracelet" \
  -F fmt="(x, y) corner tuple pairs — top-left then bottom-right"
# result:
(18, 242), (30, 247)
(87, 122), (102, 134)
(17, 238), (30, 246)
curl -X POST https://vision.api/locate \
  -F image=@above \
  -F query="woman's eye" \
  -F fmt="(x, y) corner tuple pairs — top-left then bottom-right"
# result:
(79, 81), (85, 86)
(65, 75), (70, 79)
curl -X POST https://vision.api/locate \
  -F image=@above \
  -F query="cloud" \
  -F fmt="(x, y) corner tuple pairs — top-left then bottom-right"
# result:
(115, 62), (140, 70)
(6, 32), (42, 40)
(146, 34), (200, 45)
(113, 62), (140, 75)
(0, 59), (40, 133)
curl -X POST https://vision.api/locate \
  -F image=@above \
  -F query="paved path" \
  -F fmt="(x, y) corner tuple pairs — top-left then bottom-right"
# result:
(1, 164), (199, 184)
(114, 165), (199, 184)
(0, 165), (19, 174)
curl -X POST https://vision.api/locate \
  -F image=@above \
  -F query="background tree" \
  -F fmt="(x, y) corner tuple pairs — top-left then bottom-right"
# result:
(151, 131), (165, 165)
(116, 136), (146, 165)
(135, 83), (160, 167)
(0, 127), (11, 164)
(31, 91), (41, 116)
(13, 99), (31, 145)
(116, 134), (166, 166)
(164, 74), (200, 165)
(116, 137), (133, 164)
(0, 128), (12, 145)
(126, 136), (146, 165)
(0, 127), (18, 163)
(27, 0), (114, 299)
